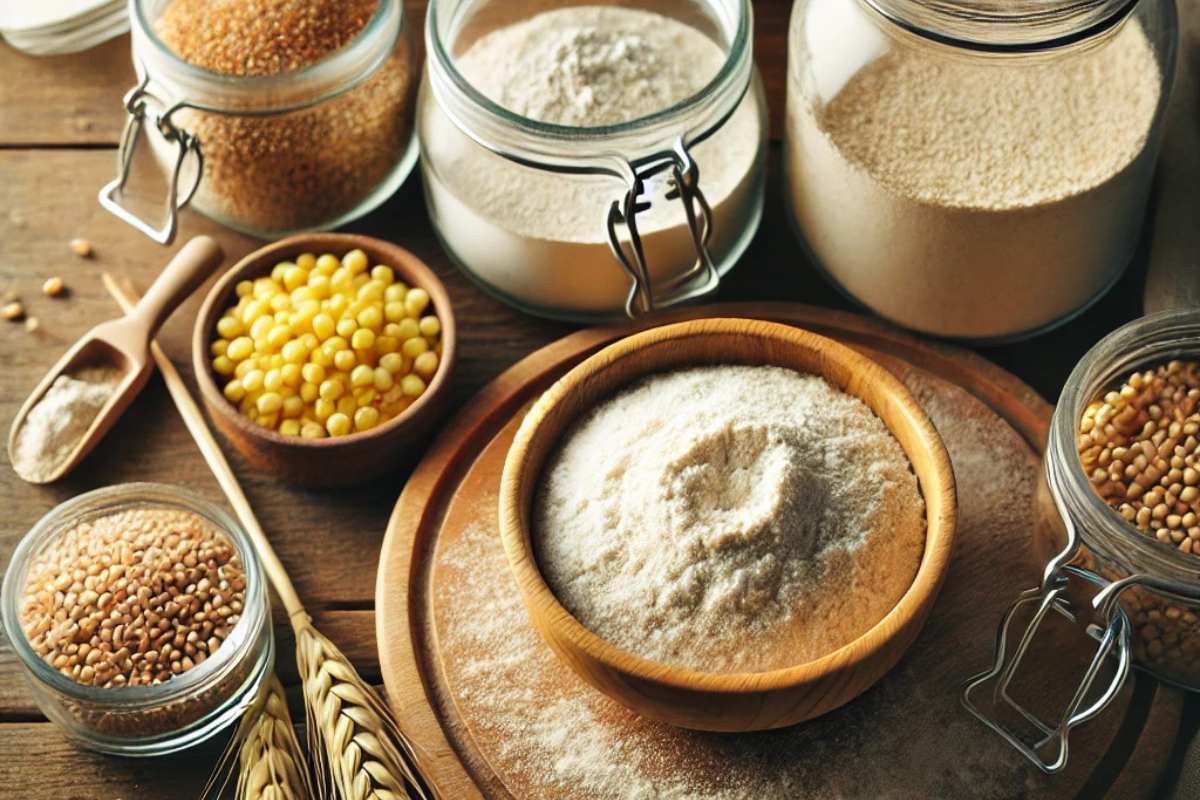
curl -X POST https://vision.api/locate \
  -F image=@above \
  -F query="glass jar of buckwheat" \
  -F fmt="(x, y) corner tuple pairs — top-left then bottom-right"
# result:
(1, 484), (272, 755)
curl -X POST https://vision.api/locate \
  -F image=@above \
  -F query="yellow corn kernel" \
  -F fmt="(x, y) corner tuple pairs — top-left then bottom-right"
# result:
(405, 288), (430, 317)
(354, 406), (380, 431)
(384, 283), (408, 303)
(281, 340), (307, 364)
(235, 359), (256, 379)
(384, 301), (406, 323)
(336, 395), (358, 416)
(282, 395), (304, 419)
(280, 363), (302, 388)
(211, 339), (229, 357)
(216, 316), (243, 339)
(300, 382), (319, 403)
(375, 335), (398, 355)
(330, 268), (352, 293)
(354, 386), (378, 405)
(319, 379), (345, 401)
(357, 280), (386, 304)
(300, 421), (326, 439)
(401, 374), (426, 397)
(279, 418), (302, 437)
(257, 392), (283, 414)
(374, 367), (395, 392)
(402, 337), (429, 358)
(270, 262), (291, 283)
(311, 346), (334, 368)
(395, 318), (420, 340)
(351, 328), (376, 350)
(295, 253), (316, 271)
(357, 306), (382, 331)
(326, 412), (352, 437)
(229, 336), (256, 362)
(307, 273), (331, 299)
(223, 380), (246, 403)
(312, 313), (336, 341)
(414, 351), (439, 379)
(343, 249), (369, 275)
(266, 325), (291, 351)
(314, 398), (335, 422)
(255, 276), (278, 297)
(371, 265), (393, 284)
(302, 363), (326, 384)
(300, 332), (319, 350)
(261, 369), (282, 393)
(379, 352), (406, 375)
(350, 364), (375, 387)
(283, 266), (307, 291)
(213, 356), (235, 376)
(258, 412), (279, 430)
(336, 317), (357, 339)
(418, 316), (441, 338)
(268, 354), (285, 370)
(242, 299), (267, 325)
(248, 318), (271, 345)
(236, 280), (254, 297)
(269, 293), (291, 312)
(333, 350), (357, 372)
(326, 294), (350, 317)
(316, 253), (339, 275)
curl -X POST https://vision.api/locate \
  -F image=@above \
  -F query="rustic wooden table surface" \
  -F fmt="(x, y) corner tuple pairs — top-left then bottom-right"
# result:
(1, 1), (1197, 797)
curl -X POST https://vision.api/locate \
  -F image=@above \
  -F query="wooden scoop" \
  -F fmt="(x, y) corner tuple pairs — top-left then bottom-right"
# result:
(8, 236), (224, 484)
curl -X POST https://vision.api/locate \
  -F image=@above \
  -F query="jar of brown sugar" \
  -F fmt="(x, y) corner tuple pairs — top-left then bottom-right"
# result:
(0, 483), (272, 755)
(963, 310), (1200, 774)
(101, 0), (417, 243)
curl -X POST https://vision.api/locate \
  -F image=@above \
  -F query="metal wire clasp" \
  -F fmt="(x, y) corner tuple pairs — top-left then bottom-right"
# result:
(98, 73), (203, 245)
(606, 137), (721, 318)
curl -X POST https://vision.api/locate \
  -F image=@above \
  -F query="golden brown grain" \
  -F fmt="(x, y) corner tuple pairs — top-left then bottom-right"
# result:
(69, 238), (93, 258)
(3, 301), (24, 321)
(42, 277), (65, 297)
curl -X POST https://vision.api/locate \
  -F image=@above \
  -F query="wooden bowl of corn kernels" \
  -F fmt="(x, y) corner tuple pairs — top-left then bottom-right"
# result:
(192, 233), (455, 486)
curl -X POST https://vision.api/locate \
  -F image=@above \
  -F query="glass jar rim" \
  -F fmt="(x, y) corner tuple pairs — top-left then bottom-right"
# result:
(130, 0), (402, 114)
(861, 0), (1140, 53)
(1049, 310), (1200, 582)
(0, 482), (269, 709)
(424, 0), (754, 161)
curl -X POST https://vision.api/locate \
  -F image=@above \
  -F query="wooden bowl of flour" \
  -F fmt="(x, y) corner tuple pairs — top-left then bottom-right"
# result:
(499, 317), (957, 732)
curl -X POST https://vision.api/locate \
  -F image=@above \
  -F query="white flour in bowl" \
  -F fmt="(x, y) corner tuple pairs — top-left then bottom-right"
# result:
(785, 18), (1162, 339)
(419, 5), (764, 316)
(532, 365), (926, 673)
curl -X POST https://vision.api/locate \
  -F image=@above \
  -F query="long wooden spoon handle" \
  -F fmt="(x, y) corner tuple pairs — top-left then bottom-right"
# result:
(129, 236), (225, 339)
(102, 271), (308, 621)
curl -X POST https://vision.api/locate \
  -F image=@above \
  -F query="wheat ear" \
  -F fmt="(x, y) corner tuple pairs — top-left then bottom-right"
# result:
(297, 622), (429, 800)
(237, 674), (313, 800)
(104, 275), (435, 800)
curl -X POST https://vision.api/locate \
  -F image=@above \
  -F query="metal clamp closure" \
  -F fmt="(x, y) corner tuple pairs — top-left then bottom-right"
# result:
(606, 137), (720, 318)
(98, 73), (203, 245)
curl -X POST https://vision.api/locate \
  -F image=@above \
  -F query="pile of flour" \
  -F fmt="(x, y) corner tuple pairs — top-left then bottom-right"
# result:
(786, 16), (1162, 339)
(532, 365), (925, 672)
(420, 5), (763, 316)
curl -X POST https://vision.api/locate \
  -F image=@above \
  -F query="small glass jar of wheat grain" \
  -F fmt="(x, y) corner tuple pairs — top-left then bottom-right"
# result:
(0, 483), (273, 756)
(1026, 311), (1200, 692)
(101, 0), (417, 242)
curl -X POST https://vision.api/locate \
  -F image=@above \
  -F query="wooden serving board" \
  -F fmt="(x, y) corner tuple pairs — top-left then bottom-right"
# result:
(375, 303), (1185, 800)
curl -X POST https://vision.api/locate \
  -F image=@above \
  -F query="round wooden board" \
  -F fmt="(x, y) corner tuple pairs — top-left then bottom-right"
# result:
(376, 303), (1184, 800)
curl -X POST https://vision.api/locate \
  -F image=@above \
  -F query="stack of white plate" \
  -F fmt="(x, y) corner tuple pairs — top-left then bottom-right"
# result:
(1, 0), (129, 56)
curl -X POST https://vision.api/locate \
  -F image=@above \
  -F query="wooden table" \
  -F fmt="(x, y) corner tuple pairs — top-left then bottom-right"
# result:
(0, 2), (1195, 797)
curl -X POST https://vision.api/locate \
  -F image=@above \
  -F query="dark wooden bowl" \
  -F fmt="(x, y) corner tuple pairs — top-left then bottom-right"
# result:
(192, 233), (456, 487)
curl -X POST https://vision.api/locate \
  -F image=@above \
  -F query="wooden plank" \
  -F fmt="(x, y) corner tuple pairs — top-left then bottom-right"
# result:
(0, 0), (790, 146)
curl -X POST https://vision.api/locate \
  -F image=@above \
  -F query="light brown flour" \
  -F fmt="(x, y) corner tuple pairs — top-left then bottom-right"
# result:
(532, 365), (925, 672)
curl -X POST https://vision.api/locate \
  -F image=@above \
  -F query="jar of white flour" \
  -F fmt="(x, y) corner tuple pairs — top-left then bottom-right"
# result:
(419, 0), (767, 321)
(785, 0), (1177, 341)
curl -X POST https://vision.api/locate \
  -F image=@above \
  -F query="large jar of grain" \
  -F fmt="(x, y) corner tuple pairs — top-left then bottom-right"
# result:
(418, 0), (768, 322)
(784, 0), (1177, 341)
(966, 312), (1200, 774)
(101, 0), (418, 243)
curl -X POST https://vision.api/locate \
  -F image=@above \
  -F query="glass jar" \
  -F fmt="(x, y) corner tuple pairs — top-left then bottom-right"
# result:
(0, 483), (273, 756)
(419, 0), (768, 322)
(101, 0), (418, 244)
(963, 311), (1200, 774)
(785, 0), (1177, 341)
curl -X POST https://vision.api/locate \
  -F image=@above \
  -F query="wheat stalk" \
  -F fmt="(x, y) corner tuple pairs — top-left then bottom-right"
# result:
(104, 275), (435, 800)
(237, 675), (312, 800)
(297, 623), (429, 800)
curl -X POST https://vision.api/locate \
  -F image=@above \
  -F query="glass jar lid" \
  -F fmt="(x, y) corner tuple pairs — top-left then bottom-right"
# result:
(864, 0), (1140, 52)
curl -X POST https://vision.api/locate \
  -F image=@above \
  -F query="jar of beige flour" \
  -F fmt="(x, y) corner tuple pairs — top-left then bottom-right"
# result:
(420, 0), (767, 321)
(785, 0), (1177, 341)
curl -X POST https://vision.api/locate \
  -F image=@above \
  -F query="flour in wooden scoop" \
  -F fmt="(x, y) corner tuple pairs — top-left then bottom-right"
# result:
(533, 365), (926, 672)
